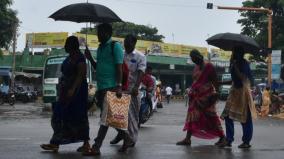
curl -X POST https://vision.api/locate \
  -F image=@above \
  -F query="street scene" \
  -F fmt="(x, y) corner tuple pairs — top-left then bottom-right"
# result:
(0, 101), (284, 159)
(1, 0), (284, 158)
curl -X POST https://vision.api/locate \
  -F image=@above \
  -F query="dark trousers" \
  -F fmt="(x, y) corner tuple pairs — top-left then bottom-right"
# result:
(224, 110), (253, 144)
(166, 95), (171, 104)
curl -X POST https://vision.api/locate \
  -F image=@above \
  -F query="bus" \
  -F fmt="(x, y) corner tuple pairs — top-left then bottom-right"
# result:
(42, 55), (95, 103)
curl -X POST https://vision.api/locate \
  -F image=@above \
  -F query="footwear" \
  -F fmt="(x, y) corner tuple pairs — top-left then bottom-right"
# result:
(40, 144), (59, 152)
(238, 143), (251, 149)
(214, 137), (226, 146)
(118, 144), (129, 153)
(82, 147), (101, 156)
(218, 139), (232, 148)
(110, 136), (122, 145)
(76, 144), (90, 153)
(128, 142), (136, 147)
(176, 139), (191, 146)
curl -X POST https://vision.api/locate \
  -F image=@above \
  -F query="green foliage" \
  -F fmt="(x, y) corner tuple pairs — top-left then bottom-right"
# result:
(80, 22), (165, 42)
(238, 0), (284, 50)
(0, 0), (19, 50)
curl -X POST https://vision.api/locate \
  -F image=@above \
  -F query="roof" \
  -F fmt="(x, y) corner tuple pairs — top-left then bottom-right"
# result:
(0, 69), (11, 77)
(14, 72), (41, 78)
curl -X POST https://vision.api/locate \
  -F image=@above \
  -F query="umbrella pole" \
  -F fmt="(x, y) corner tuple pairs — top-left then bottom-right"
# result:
(85, 23), (88, 47)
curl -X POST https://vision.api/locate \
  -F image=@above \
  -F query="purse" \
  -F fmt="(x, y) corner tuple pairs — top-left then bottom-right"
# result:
(105, 91), (131, 130)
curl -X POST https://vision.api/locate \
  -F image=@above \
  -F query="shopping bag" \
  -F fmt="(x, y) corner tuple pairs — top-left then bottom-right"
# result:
(105, 91), (131, 130)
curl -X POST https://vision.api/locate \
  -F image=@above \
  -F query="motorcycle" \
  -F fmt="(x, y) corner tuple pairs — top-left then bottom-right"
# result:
(139, 88), (153, 127)
(14, 85), (32, 103)
(0, 90), (15, 106)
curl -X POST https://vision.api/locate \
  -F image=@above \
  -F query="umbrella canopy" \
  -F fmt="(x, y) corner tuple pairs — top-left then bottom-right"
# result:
(206, 33), (260, 54)
(49, 3), (123, 23)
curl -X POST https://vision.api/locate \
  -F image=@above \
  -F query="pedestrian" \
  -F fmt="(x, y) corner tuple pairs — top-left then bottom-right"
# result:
(83, 23), (124, 155)
(165, 86), (172, 104)
(260, 86), (271, 117)
(219, 46), (257, 149)
(184, 87), (191, 107)
(176, 49), (225, 146)
(156, 81), (163, 108)
(40, 36), (90, 153)
(141, 66), (155, 110)
(110, 34), (146, 152)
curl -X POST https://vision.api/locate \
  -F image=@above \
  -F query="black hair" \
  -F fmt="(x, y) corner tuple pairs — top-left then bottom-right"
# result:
(146, 66), (153, 71)
(232, 46), (245, 59)
(190, 49), (203, 60)
(65, 36), (79, 50)
(125, 34), (137, 44)
(97, 23), (113, 35)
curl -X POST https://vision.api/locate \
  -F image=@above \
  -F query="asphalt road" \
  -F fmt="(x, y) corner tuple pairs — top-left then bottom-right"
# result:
(0, 100), (284, 159)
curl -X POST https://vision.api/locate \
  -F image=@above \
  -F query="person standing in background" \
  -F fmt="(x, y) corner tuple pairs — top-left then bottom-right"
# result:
(165, 86), (172, 104)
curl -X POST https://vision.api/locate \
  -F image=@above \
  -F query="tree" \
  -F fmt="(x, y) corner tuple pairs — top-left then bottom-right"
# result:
(80, 22), (165, 42)
(238, 0), (284, 50)
(0, 0), (19, 54)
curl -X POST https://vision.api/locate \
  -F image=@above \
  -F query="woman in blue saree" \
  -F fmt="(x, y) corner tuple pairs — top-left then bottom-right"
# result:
(40, 36), (90, 152)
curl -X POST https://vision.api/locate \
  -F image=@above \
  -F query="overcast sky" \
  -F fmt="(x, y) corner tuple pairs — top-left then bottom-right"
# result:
(11, 0), (245, 51)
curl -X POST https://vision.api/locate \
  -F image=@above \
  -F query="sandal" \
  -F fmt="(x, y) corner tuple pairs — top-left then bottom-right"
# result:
(214, 137), (226, 146)
(176, 139), (191, 146)
(238, 143), (251, 149)
(218, 139), (232, 148)
(77, 145), (91, 153)
(40, 144), (59, 152)
(82, 148), (101, 156)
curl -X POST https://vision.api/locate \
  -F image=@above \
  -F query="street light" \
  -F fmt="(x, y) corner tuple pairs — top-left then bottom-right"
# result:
(207, 3), (273, 86)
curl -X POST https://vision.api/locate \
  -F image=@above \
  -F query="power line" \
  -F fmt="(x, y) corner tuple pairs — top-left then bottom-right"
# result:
(112, 0), (204, 8)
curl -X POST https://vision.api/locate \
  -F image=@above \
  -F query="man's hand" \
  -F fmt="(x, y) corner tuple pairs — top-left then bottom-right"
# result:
(131, 86), (139, 96)
(116, 87), (122, 98)
(84, 46), (92, 61)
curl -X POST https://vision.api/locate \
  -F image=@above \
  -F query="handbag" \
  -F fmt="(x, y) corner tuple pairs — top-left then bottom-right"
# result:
(105, 91), (131, 130)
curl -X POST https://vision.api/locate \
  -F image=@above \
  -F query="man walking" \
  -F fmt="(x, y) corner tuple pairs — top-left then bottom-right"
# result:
(110, 34), (146, 152)
(83, 23), (124, 155)
(165, 86), (173, 104)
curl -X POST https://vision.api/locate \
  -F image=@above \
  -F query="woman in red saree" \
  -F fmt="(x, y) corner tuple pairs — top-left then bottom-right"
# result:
(176, 49), (225, 146)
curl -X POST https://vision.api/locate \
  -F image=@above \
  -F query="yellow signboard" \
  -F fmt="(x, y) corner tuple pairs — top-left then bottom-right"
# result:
(26, 32), (208, 57)
(26, 32), (68, 48)
(211, 48), (231, 61)
(74, 33), (208, 57)
(210, 48), (253, 61)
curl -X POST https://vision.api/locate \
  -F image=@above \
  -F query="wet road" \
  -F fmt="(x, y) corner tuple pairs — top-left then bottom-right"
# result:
(0, 101), (284, 159)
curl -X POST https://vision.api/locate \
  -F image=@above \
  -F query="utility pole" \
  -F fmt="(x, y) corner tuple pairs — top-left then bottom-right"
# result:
(11, 25), (17, 90)
(207, 3), (273, 86)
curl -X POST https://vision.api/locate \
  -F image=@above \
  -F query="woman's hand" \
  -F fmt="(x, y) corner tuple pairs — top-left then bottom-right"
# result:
(67, 88), (75, 99)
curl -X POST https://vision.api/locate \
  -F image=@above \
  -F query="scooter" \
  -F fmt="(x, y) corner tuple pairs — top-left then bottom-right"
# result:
(139, 88), (153, 127)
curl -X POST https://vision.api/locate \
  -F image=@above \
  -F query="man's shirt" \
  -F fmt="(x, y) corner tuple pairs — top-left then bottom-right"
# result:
(124, 50), (146, 90)
(96, 38), (124, 90)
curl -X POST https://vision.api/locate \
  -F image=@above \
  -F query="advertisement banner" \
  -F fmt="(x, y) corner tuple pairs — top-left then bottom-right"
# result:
(74, 33), (207, 57)
(210, 49), (231, 61)
(25, 32), (208, 57)
(272, 50), (282, 79)
(26, 32), (68, 48)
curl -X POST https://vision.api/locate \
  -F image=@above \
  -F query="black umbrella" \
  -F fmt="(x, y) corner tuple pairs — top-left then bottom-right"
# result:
(49, 3), (123, 23)
(206, 33), (260, 54)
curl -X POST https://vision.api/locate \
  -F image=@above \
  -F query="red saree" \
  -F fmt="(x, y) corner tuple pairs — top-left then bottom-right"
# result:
(183, 63), (224, 139)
